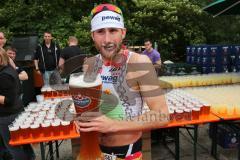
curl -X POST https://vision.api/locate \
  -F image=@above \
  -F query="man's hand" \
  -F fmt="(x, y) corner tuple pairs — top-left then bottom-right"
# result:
(36, 70), (41, 75)
(74, 112), (117, 133)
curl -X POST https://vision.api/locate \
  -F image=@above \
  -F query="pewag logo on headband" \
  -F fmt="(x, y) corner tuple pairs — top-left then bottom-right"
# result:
(102, 15), (121, 22)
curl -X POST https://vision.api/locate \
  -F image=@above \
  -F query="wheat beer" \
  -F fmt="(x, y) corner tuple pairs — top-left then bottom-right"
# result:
(69, 73), (102, 160)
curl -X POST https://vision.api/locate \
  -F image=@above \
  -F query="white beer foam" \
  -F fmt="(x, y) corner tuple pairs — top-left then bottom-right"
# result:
(69, 73), (102, 88)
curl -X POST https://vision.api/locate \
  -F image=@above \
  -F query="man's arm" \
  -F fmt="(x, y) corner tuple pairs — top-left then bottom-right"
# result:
(0, 96), (5, 105)
(19, 71), (28, 80)
(153, 50), (161, 68)
(58, 57), (65, 67)
(110, 54), (168, 132)
(34, 59), (41, 74)
(34, 46), (41, 73)
(8, 58), (16, 69)
(154, 59), (161, 67)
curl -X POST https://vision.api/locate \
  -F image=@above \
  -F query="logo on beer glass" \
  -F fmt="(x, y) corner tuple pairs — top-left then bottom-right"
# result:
(69, 73), (102, 114)
(72, 95), (91, 109)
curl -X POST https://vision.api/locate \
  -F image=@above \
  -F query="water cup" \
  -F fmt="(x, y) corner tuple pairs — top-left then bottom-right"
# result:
(36, 95), (44, 103)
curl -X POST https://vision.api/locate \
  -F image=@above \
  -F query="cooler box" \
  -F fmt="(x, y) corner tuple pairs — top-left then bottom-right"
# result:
(186, 46), (192, 64)
(209, 124), (239, 149)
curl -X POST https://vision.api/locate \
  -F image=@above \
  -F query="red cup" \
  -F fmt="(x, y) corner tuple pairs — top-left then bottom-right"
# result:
(192, 107), (200, 120)
(183, 108), (191, 121)
(9, 125), (19, 141)
(175, 109), (184, 121)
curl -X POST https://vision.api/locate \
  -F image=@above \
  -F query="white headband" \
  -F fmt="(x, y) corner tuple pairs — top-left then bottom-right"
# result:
(91, 11), (124, 32)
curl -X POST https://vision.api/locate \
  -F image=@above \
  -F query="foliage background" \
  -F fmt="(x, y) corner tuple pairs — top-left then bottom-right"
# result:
(0, 0), (240, 62)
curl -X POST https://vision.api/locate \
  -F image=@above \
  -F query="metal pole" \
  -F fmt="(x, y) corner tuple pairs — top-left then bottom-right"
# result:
(194, 125), (198, 160)
(49, 141), (54, 160)
(40, 142), (45, 160)
(175, 127), (180, 160)
(55, 140), (60, 159)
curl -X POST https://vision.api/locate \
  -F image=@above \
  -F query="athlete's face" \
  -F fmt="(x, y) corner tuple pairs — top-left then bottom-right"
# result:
(92, 28), (126, 61)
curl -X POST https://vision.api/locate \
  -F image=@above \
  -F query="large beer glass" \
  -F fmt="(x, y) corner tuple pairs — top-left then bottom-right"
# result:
(69, 73), (102, 160)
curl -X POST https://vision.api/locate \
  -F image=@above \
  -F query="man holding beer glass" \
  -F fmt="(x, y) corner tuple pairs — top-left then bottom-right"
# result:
(73, 4), (169, 159)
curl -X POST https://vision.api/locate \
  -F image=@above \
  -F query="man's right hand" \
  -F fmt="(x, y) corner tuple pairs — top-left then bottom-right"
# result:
(36, 70), (41, 74)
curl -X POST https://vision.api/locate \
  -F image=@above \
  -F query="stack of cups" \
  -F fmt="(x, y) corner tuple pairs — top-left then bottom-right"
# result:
(10, 95), (73, 139)
(166, 89), (211, 122)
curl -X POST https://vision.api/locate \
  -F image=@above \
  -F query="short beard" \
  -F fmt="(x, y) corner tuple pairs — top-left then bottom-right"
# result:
(96, 42), (122, 61)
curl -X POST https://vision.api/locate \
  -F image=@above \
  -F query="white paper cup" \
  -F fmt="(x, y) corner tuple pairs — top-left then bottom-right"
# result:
(36, 95), (44, 103)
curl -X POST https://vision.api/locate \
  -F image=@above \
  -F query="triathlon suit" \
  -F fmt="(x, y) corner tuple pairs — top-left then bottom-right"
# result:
(93, 50), (144, 159)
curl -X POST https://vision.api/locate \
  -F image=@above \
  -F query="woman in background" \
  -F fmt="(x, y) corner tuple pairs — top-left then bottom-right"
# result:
(0, 48), (33, 160)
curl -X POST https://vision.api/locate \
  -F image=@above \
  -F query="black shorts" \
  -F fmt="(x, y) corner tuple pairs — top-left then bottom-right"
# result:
(99, 138), (142, 159)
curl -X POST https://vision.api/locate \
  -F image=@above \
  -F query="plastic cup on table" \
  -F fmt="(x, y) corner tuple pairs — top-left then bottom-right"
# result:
(46, 113), (55, 120)
(26, 117), (35, 124)
(39, 111), (46, 116)
(9, 125), (20, 141)
(234, 105), (240, 115)
(210, 105), (218, 114)
(51, 121), (61, 136)
(52, 86), (57, 97)
(192, 107), (200, 120)
(36, 94), (44, 103)
(20, 123), (30, 139)
(168, 109), (175, 122)
(30, 123), (40, 138)
(202, 103), (211, 115)
(35, 117), (45, 123)
(41, 122), (51, 137)
(61, 121), (71, 135)
(63, 84), (69, 96)
(16, 115), (26, 123)
(175, 109), (184, 121)
(41, 86), (48, 98)
(183, 108), (191, 121)
(46, 87), (53, 98)
(227, 105), (235, 116)
(218, 104), (227, 115)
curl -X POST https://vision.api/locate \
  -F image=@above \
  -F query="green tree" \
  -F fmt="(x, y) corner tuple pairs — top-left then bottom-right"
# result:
(126, 0), (207, 61)
(0, 0), (239, 61)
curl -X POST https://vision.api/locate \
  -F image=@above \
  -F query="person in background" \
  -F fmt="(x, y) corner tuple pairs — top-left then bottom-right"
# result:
(0, 32), (6, 49)
(0, 48), (34, 160)
(58, 36), (84, 67)
(0, 32), (16, 70)
(34, 31), (60, 86)
(6, 46), (28, 81)
(142, 39), (161, 68)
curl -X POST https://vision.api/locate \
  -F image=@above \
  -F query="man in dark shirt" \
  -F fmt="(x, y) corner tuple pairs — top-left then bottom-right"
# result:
(34, 31), (60, 86)
(59, 36), (84, 67)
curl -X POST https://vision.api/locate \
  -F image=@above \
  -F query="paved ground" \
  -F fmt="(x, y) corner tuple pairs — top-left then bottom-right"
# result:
(32, 124), (238, 160)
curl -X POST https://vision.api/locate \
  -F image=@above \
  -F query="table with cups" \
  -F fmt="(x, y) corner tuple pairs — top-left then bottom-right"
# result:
(8, 80), (240, 160)
(9, 85), (79, 160)
(158, 73), (240, 160)
(9, 96), (79, 146)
